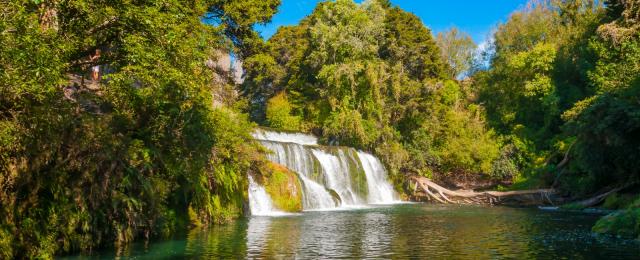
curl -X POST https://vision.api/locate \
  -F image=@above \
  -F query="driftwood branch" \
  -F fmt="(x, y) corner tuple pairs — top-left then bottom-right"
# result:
(570, 185), (631, 208)
(410, 176), (558, 206)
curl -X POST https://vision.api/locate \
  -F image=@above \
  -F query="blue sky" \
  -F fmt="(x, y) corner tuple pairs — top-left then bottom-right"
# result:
(255, 0), (530, 44)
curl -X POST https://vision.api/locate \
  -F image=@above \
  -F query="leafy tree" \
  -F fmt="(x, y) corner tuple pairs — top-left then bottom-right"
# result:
(381, 6), (446, 81)
(560, 0), (640, 193)
(266, 92), (301, 131)
(436, 27), (477, 79)
(475, 1), (604, 184)
(473, 0), (640, 197)
(205, 0), (281, 57)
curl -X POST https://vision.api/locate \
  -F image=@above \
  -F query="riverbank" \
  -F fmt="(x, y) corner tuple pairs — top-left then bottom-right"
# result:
(407, 176), (640, 240)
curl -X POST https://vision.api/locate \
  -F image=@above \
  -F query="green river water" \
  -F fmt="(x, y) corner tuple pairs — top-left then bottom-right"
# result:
(64, 204), (640, 259)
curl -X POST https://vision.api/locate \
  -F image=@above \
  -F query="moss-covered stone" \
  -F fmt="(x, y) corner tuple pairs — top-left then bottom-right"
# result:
(327, 189), (342, 205)
(592, 208), (640, 239)
(263, 163), (303, 212)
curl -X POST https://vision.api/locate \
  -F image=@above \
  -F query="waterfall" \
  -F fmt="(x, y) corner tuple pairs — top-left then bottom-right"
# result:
(251, 130), (318, 145)
(311, 149), (366, 206)
(251, 129), (400, 212)
(358, 151), (398, 204)
(259, 140), (338, 209)
(248, 175), (288, 216)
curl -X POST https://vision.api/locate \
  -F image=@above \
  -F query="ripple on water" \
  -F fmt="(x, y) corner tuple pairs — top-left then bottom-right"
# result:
(62, 204), (640, 259)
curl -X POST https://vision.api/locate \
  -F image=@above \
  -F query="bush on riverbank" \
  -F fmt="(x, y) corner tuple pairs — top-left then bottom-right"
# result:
(592, 208), (640, 239)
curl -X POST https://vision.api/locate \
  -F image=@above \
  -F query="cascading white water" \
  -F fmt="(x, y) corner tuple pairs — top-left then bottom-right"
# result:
(251, 129), (400, 212)
(357, 151), (398, 204)
(248, 175), (287, 216)
(259, 140), (338, 209)
(252, 130), (318, 145)
(311, 149), (365, 206)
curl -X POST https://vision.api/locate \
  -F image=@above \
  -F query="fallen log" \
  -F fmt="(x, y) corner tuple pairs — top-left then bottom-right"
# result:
(409, 176), (558, 206)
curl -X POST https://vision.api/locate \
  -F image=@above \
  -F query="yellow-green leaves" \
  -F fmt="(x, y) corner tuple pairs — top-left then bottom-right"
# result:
(266, 92), (301, 131)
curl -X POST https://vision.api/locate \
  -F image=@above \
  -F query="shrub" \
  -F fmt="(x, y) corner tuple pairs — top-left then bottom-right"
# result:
(266, 92), (301, 131)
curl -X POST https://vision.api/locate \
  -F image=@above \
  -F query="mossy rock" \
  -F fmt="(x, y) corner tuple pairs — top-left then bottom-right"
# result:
(263, 163), (303, 212)
(345, 150), (368, 199)
(327, 189), (342, 205)
(592, 208), (640, 239)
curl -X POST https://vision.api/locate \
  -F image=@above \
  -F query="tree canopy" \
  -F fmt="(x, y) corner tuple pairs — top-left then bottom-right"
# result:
(243, 0), (502, 186)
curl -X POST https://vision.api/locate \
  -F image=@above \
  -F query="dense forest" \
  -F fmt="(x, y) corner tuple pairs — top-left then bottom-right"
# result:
(0, 0), (639, 258)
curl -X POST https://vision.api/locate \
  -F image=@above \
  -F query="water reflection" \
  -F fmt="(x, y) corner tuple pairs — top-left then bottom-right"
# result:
(183, 221), (246, 258)
(245, 216), (303, 258)
(64, 204), (640, 259)
(361, 212), (394, 258)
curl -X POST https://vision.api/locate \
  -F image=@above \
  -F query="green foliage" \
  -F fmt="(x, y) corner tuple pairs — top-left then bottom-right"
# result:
(477, 1), (603, 153)
(406, 80), (501, 177)
(558, 1), (640, 193)
(381, 6), (446, 81)
(323, 105), (379, 148)
(0, 228), (12, 259)
(473, 0), (640, 201)
(471, 0), (638, 195)
(479, 40), (561, 147)
(436, 27), (477, 78)
(205, 0), (281, 57)
(594, 194), (640, 239)
(262, 163), (303, 212)
(266, 92), (301, 131)
(560, 202), (588, 210)
(490, 146), (520, 180)
(0, 0), (278, 257)
(243, 0), (501, 187)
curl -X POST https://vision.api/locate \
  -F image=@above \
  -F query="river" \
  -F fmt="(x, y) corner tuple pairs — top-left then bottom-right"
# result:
(64, 204), (640, 259)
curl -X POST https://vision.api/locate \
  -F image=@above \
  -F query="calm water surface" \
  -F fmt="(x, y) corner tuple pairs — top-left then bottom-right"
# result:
(65, 204), (640, 259)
